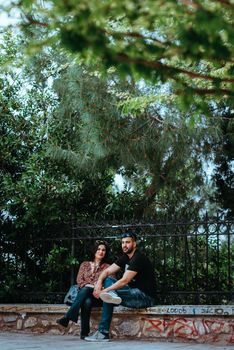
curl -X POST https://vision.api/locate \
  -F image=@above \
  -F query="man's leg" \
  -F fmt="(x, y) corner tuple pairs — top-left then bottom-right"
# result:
(116, 286), (155, 308)
(85, 277), (116, 341)
(99, 278), (154, 309)
(98, 277), (116, 333)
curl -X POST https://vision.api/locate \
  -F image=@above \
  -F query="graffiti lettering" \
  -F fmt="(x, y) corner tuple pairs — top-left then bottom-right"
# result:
(151, 305), (234, 316)
(143, 317), (234, 344)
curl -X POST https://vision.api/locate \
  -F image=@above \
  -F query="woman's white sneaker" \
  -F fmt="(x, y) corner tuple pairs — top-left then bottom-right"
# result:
(100, 291), (122, 305)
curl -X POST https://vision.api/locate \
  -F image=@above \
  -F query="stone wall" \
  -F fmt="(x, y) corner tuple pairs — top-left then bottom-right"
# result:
(0, 304), (233, 344)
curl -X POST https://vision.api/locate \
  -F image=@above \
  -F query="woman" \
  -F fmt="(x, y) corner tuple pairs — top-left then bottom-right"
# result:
(57, 240), (111, 339)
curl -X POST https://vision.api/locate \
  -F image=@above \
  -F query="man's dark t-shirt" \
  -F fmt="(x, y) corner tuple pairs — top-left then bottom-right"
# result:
(115, 250), (156, 298)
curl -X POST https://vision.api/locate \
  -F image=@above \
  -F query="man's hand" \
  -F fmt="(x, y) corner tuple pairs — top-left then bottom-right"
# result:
(92, 263), (120, 298)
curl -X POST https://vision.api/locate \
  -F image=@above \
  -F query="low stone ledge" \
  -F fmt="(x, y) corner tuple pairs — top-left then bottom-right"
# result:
(0, 303), (233, 316)
(0, 304), (233, 345)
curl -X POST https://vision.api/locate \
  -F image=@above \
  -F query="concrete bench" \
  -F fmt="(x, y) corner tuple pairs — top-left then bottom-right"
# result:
(0, 304), (233, 344)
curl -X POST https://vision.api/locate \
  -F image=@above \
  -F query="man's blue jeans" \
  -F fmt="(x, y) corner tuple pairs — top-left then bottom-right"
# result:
(98, 277), (155, 334)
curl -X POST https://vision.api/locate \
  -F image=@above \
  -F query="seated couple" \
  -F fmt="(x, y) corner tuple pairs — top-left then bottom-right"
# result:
(57, 233), (156, 341)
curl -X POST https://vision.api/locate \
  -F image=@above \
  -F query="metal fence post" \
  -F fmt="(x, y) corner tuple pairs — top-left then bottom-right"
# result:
(70, 221), (75, 285)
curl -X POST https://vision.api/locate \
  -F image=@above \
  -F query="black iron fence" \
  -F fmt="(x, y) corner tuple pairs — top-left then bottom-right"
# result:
(1, 215), (233, 305)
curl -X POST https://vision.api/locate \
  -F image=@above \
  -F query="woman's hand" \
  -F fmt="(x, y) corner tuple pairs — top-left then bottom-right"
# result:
(93, 281), (103, 299)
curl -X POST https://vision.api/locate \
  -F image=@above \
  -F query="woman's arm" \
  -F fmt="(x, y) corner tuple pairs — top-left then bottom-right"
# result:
(76, 261), (88, 287)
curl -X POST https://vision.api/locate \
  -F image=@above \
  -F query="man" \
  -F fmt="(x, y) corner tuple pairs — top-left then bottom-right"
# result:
(85, 232), (156, 342)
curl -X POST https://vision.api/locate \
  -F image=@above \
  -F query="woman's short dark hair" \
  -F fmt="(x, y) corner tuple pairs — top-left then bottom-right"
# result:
(91, 240), (109, 263)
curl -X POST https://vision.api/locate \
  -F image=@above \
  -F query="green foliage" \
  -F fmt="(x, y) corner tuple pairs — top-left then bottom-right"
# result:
(144, 228), (234, 304)
(0, 5), (233, 305)
(0, 1), (233, 220)
(211, 103), (234, 215)
(43, 245), (79, 274)
(4, 0), (234, 111)
(42, 245), (79, 292)
(50, 62), (224, 219)
(0, 30), (118, 230)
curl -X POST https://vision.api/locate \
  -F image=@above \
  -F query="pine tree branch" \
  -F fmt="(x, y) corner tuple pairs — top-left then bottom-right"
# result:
(214, 0), (234, 8)
(107, 30), (167, 48)
(150, 114), (165, 124)
(116, 53), (234, 84)
(23, 14), (49, 27)
(176, 87), (233, 96)
(109, 29), (234, 64)
(178, 0), (202, 10)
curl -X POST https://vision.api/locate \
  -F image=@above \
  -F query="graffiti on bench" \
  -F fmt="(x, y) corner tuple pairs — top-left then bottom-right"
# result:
(149, 305), (234, 316)
(143, 317), (234, 343)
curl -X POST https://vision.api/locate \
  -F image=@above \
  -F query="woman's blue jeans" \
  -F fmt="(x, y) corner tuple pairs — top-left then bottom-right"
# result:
(65, 286), (102, 336)
(98, 277), (155, 334)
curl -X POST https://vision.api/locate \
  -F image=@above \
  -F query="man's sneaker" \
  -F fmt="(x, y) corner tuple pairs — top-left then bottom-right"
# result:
(84, 330), (109, 342)
(100, 291), (122, 305)
(56, 316), (69, 327)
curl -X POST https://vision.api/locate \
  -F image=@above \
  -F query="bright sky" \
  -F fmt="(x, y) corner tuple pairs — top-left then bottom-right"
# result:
(0, 1), (21, 28)
(114, 174), (125, 192)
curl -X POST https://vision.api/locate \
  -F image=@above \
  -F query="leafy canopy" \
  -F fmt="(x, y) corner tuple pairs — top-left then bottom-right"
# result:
(48, 62), (222, 218)
(4, 0), (234, 109)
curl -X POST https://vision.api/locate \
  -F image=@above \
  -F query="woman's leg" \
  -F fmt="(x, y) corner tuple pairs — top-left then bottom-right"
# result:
(80, 297), (92, 337)
(66, 287), (93, 322)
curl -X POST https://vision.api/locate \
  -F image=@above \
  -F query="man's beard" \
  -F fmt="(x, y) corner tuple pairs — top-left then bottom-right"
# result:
(123, 246), (134, 254)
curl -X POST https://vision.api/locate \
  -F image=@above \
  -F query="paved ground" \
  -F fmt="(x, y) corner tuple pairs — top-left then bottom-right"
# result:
(0, 332), (233, 350)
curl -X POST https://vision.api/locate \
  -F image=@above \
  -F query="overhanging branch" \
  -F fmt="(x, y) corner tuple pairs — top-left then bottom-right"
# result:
(116, 53), (234, 84)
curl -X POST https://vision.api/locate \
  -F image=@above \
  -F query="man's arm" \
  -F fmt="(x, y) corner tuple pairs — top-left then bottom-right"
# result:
(93, 263), (120, 298)
(101, 270), (137, 293)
